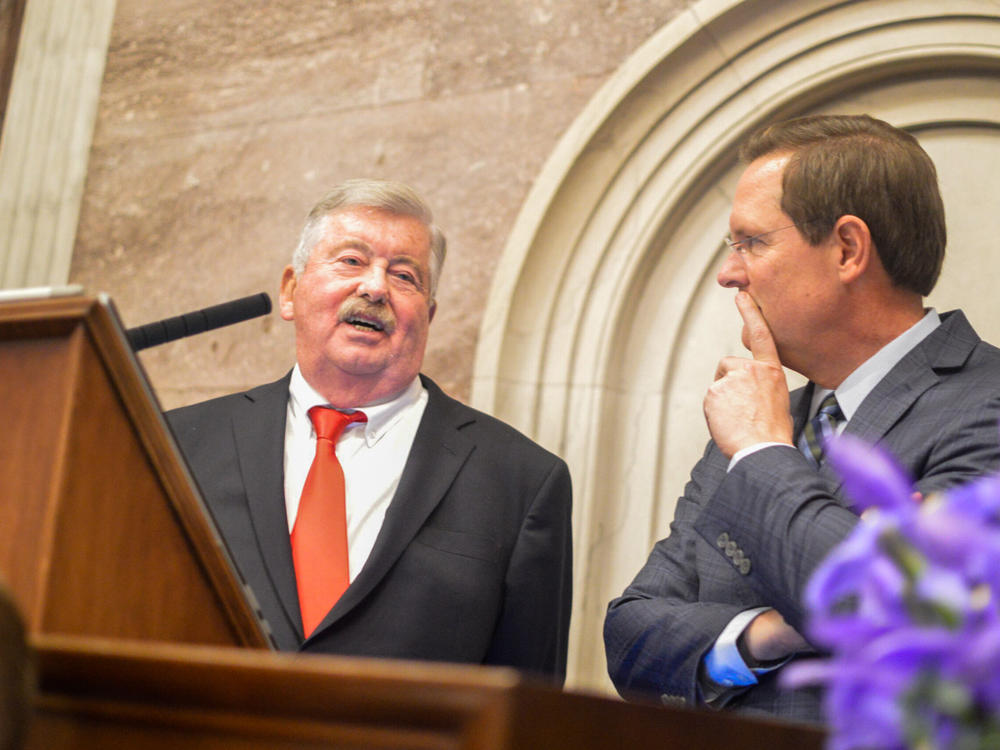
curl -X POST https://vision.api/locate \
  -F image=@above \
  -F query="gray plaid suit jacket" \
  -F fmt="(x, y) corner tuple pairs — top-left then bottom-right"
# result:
(604, 310), (1000, 723)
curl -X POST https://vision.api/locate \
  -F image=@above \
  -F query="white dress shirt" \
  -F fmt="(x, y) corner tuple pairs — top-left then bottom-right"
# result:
(283, 365), (428, 582)
(703, 309), (941, 697)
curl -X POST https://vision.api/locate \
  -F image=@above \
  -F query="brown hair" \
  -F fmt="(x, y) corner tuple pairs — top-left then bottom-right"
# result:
(740, 114), (945, 295)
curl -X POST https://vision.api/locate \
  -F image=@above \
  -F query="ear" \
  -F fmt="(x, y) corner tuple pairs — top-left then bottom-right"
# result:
(278, 265), (297, 321)
(832, 215), (873, 284)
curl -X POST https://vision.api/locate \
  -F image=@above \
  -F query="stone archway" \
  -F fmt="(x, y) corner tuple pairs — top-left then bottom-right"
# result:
(472, 0), (1000, 691)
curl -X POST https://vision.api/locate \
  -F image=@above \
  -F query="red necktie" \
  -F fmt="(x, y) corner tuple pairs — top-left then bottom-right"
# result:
(291, 405), (367, 638)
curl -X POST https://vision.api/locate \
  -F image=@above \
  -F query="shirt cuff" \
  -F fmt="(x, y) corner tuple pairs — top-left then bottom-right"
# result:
(703, 607), (774, 689)
(727, 442), (796, 472)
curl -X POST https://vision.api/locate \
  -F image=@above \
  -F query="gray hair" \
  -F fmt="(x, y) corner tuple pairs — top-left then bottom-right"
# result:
(291, 179), (447, 298)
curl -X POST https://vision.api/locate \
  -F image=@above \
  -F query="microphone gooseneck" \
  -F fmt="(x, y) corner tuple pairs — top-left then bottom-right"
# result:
(126, 292), (272, 351)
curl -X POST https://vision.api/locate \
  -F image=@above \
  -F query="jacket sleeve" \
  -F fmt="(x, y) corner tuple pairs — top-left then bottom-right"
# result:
(604, 440), (757, 703)
(484, 457), (573, 684)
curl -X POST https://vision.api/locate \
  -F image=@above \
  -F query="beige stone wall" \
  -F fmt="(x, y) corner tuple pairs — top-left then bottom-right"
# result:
(70, 0), (690, 410)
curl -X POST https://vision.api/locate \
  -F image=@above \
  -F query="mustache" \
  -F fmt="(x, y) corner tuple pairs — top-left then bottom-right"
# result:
(338, 296), (397, 334)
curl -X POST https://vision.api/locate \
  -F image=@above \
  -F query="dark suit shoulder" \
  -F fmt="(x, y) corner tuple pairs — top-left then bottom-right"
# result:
(923, 312), (1000, 393)
(419, 375), (566, 468)
(167, 375), (289, 426)
(165, 375), (291, 466)
(929, 310), (1000, 368)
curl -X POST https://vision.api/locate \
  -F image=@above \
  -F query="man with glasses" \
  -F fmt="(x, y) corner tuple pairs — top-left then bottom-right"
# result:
(604, 114), (1000, 722)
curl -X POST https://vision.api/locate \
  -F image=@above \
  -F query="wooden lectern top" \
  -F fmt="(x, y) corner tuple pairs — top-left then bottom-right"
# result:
(0, 294), (270, 649)
(28, 634), (827, 750)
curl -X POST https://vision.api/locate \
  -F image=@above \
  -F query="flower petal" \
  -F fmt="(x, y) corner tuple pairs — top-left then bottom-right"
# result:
(825, 433), (914, 513)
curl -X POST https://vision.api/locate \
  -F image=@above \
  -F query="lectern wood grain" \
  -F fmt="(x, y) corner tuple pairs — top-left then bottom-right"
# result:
(0, 296), (269, 648)
(28, 635), (826, 750)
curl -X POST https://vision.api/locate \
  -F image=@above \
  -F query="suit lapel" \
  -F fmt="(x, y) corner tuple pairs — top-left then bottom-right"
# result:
(788, 312), (977, 493)
(790, 382), (815, 441)
(828, 311), (977, 488)
(843, 350), (938, 445)
(230, 373), (303, 634)
(309, 376), (475, 635)
(844, 311), (975, 444)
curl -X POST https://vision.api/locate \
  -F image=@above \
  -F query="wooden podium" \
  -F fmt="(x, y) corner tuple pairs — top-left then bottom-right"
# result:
(1, 293), (826, 750)
(27, 634), (825, 750)
(0, 294), (269, 648)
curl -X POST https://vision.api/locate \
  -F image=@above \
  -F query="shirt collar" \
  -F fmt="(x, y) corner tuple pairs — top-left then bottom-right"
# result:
(288, 364), (424, 446)
(812, 308), (941, 420)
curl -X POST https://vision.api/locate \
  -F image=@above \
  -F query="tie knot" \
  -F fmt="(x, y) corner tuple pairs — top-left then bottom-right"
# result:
(308, 406), (367, 443)
(797, 391), (845, 467)
(816, 393), (844, 421)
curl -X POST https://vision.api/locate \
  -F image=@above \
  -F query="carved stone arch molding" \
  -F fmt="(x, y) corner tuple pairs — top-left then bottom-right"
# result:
(472, 0), (1000, 691)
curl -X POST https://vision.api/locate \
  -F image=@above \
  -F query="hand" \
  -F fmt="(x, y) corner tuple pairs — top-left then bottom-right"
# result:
(704, 292), (793, 457)
(744, 608), (810, 662)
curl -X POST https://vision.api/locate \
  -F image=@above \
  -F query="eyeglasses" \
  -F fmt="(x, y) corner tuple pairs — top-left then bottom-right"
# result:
(724, 223), (802, 256)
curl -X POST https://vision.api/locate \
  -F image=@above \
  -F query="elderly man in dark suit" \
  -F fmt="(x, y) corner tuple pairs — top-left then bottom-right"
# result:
(604, 114), (1000, 721)
(169, 180), (572, 681)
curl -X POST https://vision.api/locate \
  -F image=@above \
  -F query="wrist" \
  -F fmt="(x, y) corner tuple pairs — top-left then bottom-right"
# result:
(737, 630), (786, 668)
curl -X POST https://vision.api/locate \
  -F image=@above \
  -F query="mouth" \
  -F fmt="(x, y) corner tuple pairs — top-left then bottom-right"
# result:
(345, 314), (385, 332)
(338, 299), (395, 334)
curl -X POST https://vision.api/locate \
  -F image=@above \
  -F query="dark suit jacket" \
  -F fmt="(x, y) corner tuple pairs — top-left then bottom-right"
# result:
(604, 310), (1000, 721)
(168, 373), (572, 681)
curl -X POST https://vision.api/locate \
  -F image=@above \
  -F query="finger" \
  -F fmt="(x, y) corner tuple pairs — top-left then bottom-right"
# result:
(713, 356), (745, 380)
(736, 291), (781, 364)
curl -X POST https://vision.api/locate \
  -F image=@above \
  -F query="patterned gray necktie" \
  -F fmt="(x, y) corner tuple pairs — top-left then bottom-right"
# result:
(797, 392), (844, 466)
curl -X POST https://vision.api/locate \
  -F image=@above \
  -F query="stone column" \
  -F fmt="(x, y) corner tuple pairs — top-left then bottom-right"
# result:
(0, 0), (116, 290)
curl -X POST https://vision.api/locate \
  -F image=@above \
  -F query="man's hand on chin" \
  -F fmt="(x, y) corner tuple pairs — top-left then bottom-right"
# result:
(704, 291), (794, 458)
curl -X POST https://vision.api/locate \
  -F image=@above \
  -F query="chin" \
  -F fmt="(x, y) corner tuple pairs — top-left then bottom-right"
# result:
(335, 358), (390, 378)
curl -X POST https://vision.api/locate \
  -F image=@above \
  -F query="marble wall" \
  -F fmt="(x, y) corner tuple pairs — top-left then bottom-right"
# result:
(70, 0), (690, 409)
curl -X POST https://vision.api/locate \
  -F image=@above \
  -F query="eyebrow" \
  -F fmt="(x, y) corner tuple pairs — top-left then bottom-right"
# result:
(727, 221), (768, 239)
(330, 238), (373, 253)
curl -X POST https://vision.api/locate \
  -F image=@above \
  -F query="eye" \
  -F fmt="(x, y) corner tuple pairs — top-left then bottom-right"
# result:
(389, 266), (424, 289)
(334, 252), (368, 270)
(726, 236), (750, 255)
(743, 235), (764, 253)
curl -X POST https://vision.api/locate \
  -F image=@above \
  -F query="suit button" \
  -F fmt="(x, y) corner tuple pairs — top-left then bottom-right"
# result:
(739, 559), (751, 575)
(716, 532), (729, 548)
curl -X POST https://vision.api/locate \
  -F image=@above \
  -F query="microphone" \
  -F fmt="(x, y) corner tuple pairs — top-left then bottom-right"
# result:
(127, 292), (272, 351)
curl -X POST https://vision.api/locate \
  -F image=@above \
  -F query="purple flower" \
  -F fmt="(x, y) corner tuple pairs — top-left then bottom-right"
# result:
(792, 433), (1000, 747)
(824, 433), (915, 514)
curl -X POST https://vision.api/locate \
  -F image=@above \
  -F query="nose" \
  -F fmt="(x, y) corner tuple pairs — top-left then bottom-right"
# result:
(717, 250), (747, 289)
(357, 264), (388, 302)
